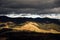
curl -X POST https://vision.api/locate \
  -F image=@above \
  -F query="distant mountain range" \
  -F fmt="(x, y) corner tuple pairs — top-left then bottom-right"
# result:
(0, 16), (60, 25)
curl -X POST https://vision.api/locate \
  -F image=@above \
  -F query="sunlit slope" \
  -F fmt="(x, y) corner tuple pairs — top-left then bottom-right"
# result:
(12, 21), (60, 33)
(0, 21), (60, 33)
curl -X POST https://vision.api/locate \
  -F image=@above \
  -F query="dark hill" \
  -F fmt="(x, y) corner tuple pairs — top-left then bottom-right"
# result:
(0, 16), (60, 25)
(0, 31), (60, 40)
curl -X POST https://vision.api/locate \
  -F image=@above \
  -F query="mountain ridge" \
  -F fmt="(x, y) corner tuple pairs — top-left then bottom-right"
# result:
(0, 16), (60, 25)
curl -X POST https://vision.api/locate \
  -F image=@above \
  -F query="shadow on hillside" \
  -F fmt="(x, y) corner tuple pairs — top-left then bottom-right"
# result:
(0, 28), (60, 40)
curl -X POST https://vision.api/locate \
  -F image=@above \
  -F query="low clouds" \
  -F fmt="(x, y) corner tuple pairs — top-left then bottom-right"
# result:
(6, 13), (60, 19)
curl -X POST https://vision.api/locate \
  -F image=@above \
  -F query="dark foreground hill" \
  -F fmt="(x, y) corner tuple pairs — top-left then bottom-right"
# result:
(0, 29), (60, 40)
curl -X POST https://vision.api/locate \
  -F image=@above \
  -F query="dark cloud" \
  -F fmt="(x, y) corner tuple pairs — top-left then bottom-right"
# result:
(0, 0), (55, 9)
(55, 0), (60, 7)
(0, 0), (60, 14)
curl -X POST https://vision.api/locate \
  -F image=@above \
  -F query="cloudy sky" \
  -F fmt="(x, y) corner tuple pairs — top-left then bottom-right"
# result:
(0, 0), (60, 15)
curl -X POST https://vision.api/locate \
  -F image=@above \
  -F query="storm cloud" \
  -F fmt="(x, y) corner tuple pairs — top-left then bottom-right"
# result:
(0, 0), (60, 14)
(0, 0), (56, 9)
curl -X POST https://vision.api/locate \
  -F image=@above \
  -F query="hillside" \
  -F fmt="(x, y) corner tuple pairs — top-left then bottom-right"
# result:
(0, 16), (60, 34)
(12, 21), (60, 33)
(0, 16), (60, 40)
(0, 21), (60, 34)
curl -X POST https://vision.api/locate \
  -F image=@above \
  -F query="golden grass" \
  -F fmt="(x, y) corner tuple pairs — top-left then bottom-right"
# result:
(0, 21), (60, 34)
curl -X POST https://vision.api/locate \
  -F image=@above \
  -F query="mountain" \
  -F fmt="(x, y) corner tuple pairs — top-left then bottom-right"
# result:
(0, 22), (60, 40)
(0, 21), (60, 33)
(0, 16), (60, 24)
(0, 16), (60, 33)
(12, 21), (60, 33)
